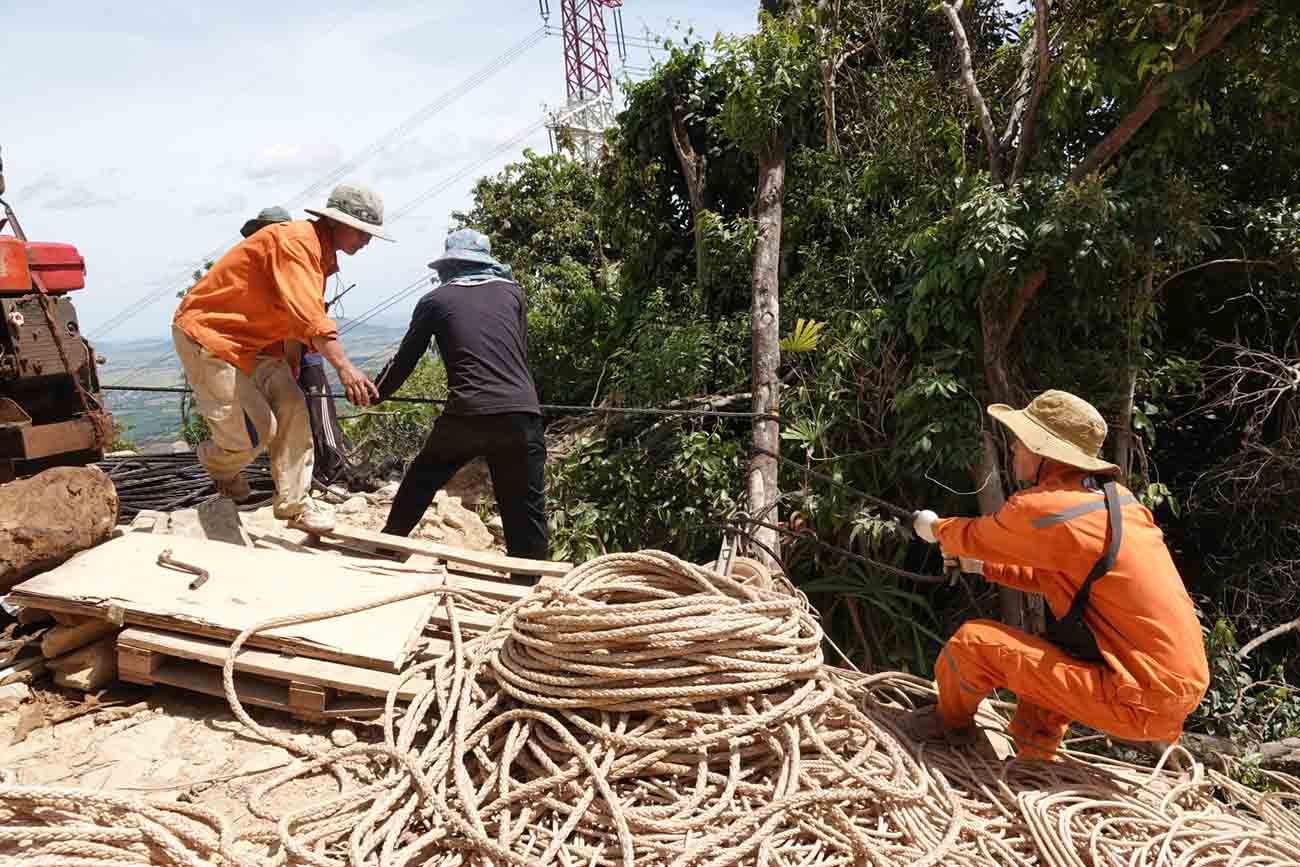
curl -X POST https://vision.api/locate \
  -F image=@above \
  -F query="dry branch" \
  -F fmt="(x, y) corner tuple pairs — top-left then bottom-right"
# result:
(941, 0), (1003, 186)
(1238, 617), (1300, 661)
(1009, 0), (1051, 184)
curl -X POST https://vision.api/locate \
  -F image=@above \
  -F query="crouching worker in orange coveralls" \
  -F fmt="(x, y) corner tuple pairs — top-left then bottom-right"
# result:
(906, 390), (1209, 761)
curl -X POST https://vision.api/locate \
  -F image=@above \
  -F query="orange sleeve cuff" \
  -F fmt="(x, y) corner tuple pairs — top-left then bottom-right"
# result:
(302, 316), (338, 345)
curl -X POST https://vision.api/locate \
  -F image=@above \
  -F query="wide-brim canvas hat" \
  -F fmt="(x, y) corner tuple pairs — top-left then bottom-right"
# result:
(240, 205), (292, 238)
(428, 228), (502, 269)
(988, 389), (1120, 475)
(305, 183), (394, 242)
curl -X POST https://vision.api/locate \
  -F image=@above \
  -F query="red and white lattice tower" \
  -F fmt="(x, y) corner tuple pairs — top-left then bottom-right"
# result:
(541, 0), (625, 162)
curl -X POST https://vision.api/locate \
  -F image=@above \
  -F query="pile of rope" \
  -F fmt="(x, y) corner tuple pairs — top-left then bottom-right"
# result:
(4, 551), (1300, 866)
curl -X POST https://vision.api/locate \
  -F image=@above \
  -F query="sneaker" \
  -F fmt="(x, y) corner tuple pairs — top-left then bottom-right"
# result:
(286, 499), (336, 535)
(213, 473), (251, 501)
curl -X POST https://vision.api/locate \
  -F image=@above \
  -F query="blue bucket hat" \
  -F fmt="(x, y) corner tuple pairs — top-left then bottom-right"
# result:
(428, 228), (505, 270)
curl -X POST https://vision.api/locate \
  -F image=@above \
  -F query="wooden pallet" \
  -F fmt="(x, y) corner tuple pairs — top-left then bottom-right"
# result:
(117, 628), (443, 722)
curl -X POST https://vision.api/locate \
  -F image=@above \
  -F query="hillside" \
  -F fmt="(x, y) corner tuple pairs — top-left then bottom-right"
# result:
(96, 319), (407, 448)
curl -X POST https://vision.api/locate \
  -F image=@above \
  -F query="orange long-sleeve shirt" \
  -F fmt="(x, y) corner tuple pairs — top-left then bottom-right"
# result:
(934, 466), (1209, 716)
(174, 220), (339, 375)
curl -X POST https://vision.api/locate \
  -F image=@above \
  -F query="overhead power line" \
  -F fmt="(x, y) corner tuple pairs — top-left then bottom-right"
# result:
(89, 27), (551, 342)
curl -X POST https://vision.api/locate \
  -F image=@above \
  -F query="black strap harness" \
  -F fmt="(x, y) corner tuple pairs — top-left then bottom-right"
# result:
(1041, 480), (1123, 663)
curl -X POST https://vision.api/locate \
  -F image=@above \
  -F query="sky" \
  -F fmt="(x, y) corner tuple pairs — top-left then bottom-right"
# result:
(2, 0), (757, 345)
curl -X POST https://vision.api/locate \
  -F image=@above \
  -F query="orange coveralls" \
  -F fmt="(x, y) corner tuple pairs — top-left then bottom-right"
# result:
(932, 466), (1209, 760)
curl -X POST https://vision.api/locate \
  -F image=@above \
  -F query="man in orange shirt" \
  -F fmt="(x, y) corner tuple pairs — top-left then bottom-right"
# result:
(907, 390), (1208, 760)
(172, 184), (385, 533)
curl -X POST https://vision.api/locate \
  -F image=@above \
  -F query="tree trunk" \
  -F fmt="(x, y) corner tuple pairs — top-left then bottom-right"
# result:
(747, 142), (785, 567)
(977, 289), (1045, 633)
(1114, 265), (1154, 481)
(669, 103), (709, 306)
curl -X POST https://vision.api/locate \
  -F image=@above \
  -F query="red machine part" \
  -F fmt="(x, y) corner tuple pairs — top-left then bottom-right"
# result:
(0, 239), (85, 295)
(0, 237), (28, 292)
(25, 242), (86, 292)
(559, 0), (623, 102)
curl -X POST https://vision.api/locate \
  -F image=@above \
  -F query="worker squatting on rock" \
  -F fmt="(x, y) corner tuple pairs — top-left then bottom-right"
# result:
(171, 185), (387, 534)
(374, 229), (549, 579)
(907, 390), (1210, 760)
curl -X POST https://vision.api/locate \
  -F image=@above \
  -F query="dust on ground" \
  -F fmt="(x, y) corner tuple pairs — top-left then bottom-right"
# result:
(0, 476), (506, 842)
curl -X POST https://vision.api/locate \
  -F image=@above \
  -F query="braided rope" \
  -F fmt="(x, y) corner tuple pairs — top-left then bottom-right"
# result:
(3, 549), (1300, 866)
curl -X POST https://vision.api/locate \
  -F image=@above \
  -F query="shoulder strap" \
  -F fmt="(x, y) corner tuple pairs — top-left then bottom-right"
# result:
(1060, 481), (1123, 623)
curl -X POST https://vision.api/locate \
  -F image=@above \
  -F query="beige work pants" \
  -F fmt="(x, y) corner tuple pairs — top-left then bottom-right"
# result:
(171, 325), (313, 516)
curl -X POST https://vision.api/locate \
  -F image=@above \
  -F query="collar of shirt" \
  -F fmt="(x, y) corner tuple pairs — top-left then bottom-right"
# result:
(312, 219), (340, 278)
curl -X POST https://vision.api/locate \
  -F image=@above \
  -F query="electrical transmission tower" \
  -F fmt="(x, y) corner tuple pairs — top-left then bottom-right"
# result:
(539, 0), (626, 162)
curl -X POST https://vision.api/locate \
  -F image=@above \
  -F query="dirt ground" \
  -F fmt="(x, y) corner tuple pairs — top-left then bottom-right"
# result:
(0, 478), (506, 841)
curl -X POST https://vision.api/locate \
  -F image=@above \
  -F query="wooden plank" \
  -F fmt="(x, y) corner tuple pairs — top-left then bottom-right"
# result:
(42, 620), (117, 658)
(122, 657), (387, 721)
(118, 645), (162, 678)
(320, 524), (572, 578)
(47, 636), (119, 673)
(116, 628), (438, 701)
(6, 534), (442, 672)
(50, 637), (117, 691)
(288, 682), (329, 713)
(0, 655), (45, 686)
(124, 657), (311, 719)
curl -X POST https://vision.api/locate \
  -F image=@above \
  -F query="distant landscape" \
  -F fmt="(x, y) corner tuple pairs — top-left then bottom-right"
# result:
(96, 319), (408, 450)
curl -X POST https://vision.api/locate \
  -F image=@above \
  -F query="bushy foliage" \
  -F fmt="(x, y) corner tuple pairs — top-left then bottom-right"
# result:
(343, 354), (447, 467)
(408, 0), (1300, 708)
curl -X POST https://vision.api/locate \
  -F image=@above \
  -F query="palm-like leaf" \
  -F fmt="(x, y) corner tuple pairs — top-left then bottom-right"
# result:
(780, 318), (825, 353)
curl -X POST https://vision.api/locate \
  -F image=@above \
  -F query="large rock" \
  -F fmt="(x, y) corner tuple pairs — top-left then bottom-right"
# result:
(444, 458), (493, 508)
(433, 491), (494, 550)
(0, 466), (118, 590)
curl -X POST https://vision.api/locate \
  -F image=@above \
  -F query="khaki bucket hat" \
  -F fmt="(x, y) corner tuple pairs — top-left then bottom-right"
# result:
(305, 183), (394, 242)
(988, 390), (1120, 475)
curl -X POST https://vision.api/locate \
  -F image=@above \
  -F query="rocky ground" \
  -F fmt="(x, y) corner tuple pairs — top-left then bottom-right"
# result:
(0, 473), (510, 848)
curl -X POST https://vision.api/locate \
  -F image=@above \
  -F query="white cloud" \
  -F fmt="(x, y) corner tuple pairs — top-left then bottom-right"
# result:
(193, 193), (248, 217)
(16, 171), (61, 200)
(374, 139), (443, 181)
(244, 143), (344, 182)
(46, 183), (123, 211)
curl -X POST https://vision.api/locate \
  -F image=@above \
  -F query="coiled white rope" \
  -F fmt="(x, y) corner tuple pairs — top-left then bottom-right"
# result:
(3, 550), (1300, 867)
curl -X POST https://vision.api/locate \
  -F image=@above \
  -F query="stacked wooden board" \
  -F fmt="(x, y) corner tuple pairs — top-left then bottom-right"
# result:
(3, 520), (573, 720)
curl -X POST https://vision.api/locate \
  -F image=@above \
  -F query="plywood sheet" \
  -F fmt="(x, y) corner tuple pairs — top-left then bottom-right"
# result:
(6, 534), (442, 672)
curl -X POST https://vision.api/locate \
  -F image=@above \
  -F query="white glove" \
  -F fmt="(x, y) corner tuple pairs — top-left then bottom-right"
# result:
(912, 509), (939, 543)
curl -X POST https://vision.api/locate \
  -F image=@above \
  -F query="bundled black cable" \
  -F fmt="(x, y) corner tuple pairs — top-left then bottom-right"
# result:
(98, 453), (274, 519)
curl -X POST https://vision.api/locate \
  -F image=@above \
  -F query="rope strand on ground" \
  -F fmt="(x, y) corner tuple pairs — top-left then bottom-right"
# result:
(4, 550), (1300, 866)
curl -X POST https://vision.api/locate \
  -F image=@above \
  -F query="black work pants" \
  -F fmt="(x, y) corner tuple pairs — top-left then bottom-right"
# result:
(382, 412), (549, 568)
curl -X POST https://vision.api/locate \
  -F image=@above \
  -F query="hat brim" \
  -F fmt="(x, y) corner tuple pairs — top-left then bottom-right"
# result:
(240, 219), (274, 238)
(988, 404), (1120, 475)
(427, 249), (501, 269)
(305, 207), (394, 242)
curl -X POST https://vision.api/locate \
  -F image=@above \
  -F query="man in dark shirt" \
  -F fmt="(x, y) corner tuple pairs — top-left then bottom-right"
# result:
(374, 229), (548, 569)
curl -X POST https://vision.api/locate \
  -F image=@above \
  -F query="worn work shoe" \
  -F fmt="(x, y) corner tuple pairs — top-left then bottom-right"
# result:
(213, 473), (251, 501)
(285, 499), (336, 535)
(900, 706), (979, 748)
